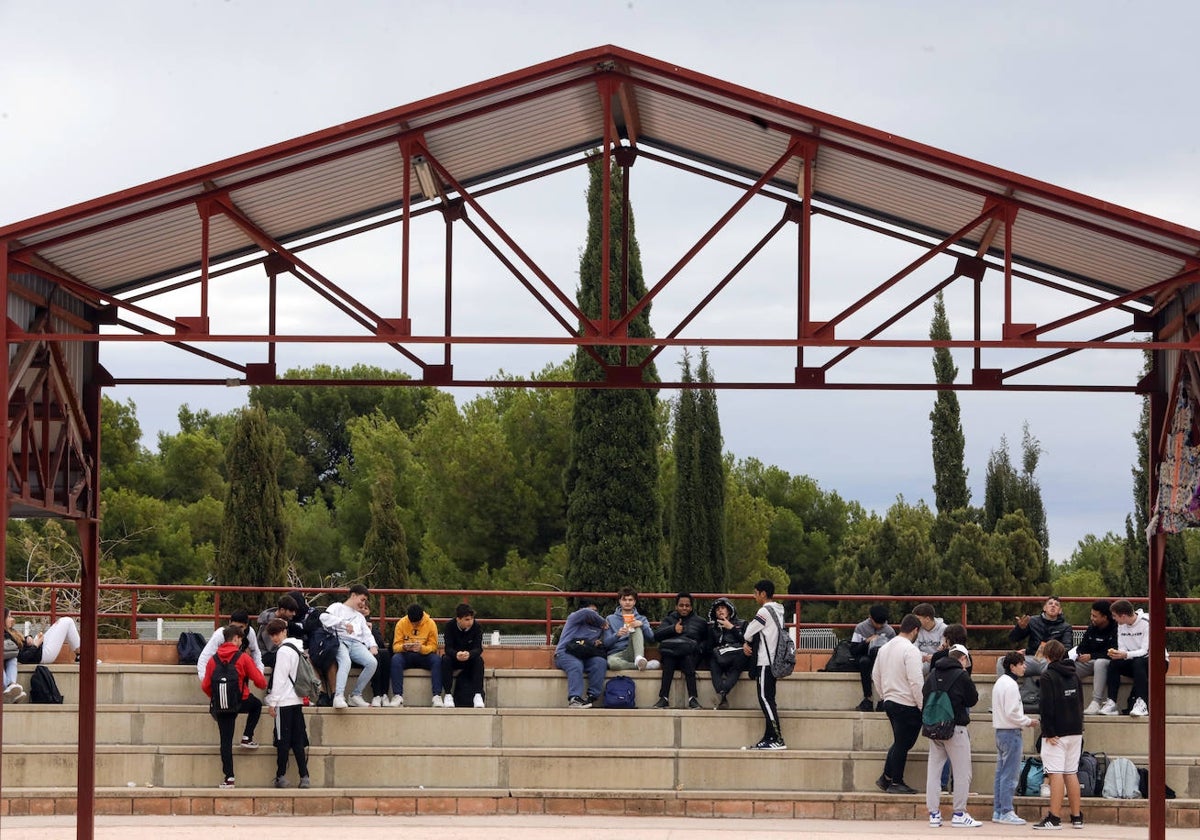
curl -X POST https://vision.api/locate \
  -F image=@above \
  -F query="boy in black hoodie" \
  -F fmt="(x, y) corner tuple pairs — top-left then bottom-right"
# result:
(1033, 639), (1085, 830)
(1072, 599), (1117, 715)
(707, 597), (749, 709)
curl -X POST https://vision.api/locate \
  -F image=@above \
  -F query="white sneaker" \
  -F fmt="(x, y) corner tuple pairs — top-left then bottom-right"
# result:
(431, 695), (444, 708)
(443, 695), (455, 708)
(369, 696), (383, 707)
(473, 693), (485, 708)
(1130, 698), (1148, 717)
(3, 683), (24, 703)
(646, 659), (661, 670)
(1098, 698), (1120, 716)
(635, 656), (648, 670)
(1083, 699), (1101, 715)
(387, 695), (404, 707)
(347, 694), (369, 708)
(951, 812), (982, 828)
(332, 695), (348, 709)
(929, 811), (942, 828)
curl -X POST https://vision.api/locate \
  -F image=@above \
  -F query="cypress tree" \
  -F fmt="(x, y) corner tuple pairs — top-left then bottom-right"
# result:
(929, 291), (969, 514)
(565, 155), (664, 599)
(218, 406), (287, 612)
(361, 471), (410, 590)
(695, 349), (728, 591)
(670, 354), (700, 592)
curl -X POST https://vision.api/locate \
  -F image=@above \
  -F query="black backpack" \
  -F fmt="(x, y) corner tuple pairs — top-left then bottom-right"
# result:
(176, 631), (205, 666)
(820, 639), (860, 672)
(30, 665), (64, 704)
(209, 651), (243, 715)
(304, 608), (340, 673)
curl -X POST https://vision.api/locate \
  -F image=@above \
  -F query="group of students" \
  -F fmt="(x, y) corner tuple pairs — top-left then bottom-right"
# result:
(3, 607), (83, 703)
(197, 585), (487, 789)
(862, 595), (1160, 831)
(553, 579), (790, 750)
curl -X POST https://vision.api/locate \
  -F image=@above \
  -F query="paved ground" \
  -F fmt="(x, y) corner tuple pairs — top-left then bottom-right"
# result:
(0, 814), (1194, 839)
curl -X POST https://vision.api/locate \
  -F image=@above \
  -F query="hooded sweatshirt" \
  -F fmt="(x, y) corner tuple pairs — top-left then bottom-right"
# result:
(555, 606), (607, 653)
(922, 655), (978, 726)
(1116, 609), (1151, 658)
(202, 640), (267, 701)
(393, 612), (438, 655)
(603, 607), (656, 653)
(1072, 616), (1117, 661)
(915, 616), (946, 658)
(707, 598), (748, 652)
(1039, 658), (1084, 738)
(264, 637), (306, 708)
(743, 600), (786, 667)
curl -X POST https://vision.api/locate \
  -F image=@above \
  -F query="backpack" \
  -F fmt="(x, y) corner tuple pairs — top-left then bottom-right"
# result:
(820, 639), (860, 673)
(176, 631), (205, 666)
(1018, 756), (1044, 797)
(1078, 750), (1106, 798)
(286, 644), (322, 704)
(1136, 767), (1176, 800)
(602, 675), (636, 709)
(766, 608), (796, 679)
(1019, 676), (1040, 712)
(1102, 756), (1140, 799)
(921, 670), (963, 741)
(209, 651), (243, 715)
(30, 665), (64, 704)
(307, 624), (340, 674)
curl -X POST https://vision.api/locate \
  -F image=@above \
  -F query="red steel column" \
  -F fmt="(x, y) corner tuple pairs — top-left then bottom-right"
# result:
(0, 242), (8, 789)
(75, 371), (103, 840)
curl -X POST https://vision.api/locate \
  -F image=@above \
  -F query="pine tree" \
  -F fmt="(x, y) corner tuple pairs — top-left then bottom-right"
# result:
(218, 407), (287, 612)
(929, 292), (970, 515)
(565, 155), (664, 599)
(361, 471), (410, 590)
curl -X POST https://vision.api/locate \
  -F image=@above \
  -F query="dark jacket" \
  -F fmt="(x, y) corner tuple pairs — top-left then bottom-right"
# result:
(442, 618), (483, 662)
(706, 598), (748, 651)
(1039, 658), (1084, 738)
(1009, 612), (1074, 655)
(921, 656), (978, 727)
(654, 609), (708, 657)
(1075, 618), (1117, 660)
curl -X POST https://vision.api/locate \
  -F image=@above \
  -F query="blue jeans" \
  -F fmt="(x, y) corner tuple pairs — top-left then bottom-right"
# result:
(390, 650), (443, 696)
(994, 727), (1024, 815)
(334, 638), (377, 697)
(3, 657), (16, 688)
(554, 650), (606, 701)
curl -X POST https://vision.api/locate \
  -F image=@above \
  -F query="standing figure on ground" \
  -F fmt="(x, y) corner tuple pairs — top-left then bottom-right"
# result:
(441, 603), (486, 708)
(553, 598), (609, 708)
(1072, 599), (1117, 715)
(196, 610), (264, 748)
(320, 584), (378, 709)
(706, 597), (750, 709)
(604, 587), (659, 671)
(850, 605), (894, 711)
(1105, 599), (1153, 717)
(262, 618), (310, 789)
(652, 592), (708, 709)
(991, 650), (1037, 825)
(1032, 639), (1085, 830)
(872, 613), (924, 794)
(390, 602), (443, 707)
(201, 624), (267, 789)
(741, 579), (786, 750)
(923, 644), (981, 828)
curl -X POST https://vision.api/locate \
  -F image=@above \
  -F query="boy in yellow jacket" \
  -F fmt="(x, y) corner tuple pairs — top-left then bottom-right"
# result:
(388, 603), (443, 707)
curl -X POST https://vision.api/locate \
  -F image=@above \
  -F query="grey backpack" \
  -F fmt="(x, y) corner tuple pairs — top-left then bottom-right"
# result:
(1102, 757), (1140, 799)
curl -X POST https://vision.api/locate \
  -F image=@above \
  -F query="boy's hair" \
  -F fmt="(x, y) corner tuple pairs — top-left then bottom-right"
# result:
(943, 623), (967, 646)
(676, 592), (693, 603)
(223, 623), (244, 642)
(868, 604), (889, 624)
(577, 598), (599, 610)
(912, 603), (936, 619)
(754, 579), (775, 598)
(406, 603), (424, 624)
(277, 594), (299, 613)
(348, 583), (369, 597)
(265, 618), (288, 636)
(898, 614), (921, 634)
(1043, 639), (1067, 662)
(455, 603), (475, 618)
(229, 610), (250, 625)
(1111, 599), (1135, 617)
(1002, 650), (1025, 674)
(617, 586), (638, 599)
(1091, 599), (1112, 618)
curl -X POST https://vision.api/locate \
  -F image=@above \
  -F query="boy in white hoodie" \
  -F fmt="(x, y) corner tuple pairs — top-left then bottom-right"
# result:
(1105, 599), (1153, 717)
(991, 650), (1037, 824)
(263, 618), (310, 789)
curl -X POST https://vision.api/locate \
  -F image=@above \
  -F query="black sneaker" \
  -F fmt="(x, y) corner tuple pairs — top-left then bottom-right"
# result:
(746, 738), (773, 750)
(875, 700), (886, 712)
(568, 695), (591, 708)
(1069, 814), (1083, 830)
(717, 693), (729, 710)
(875, 775), (891, 793)
(687, 696), (701, 710)
(652, 697), (670, 709)
(763, 738), (786, 750)
(1032, 814), (1062, 830)
(854, 698), (873, 712)
(886, 782), (917, 795)
(273, 776), (291, 789)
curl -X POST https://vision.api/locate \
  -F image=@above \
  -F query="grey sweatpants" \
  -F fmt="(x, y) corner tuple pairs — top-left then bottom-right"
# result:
(926, 725), (973, 815)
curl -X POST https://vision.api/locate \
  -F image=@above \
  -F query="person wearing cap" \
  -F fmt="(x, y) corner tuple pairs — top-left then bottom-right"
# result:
(389, 602), (443, 707)
(923, 643), (981, 828)
(850, 604), (894, 712)
(998, 595), (1074, 677)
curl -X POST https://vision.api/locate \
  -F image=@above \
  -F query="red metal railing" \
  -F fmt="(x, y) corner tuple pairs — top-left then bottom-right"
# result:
(4, 581), (1197, 643)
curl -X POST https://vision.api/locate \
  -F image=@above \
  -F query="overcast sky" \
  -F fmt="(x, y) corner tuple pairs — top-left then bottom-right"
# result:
(4, 1), (1199, 563)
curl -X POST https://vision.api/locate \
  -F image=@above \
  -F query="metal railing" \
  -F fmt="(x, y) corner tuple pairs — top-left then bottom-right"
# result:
(5, 581), (1198, 646)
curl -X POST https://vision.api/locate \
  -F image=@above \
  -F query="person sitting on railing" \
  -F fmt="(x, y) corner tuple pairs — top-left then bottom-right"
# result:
(603, 587), (659, 672)
(850, 604), (894, 712)
(554, 598), (609, 709)
(9, 610), (82, 666)
(998, 595), (1073, 678)
(706, 597), (750, 710)
(3, 608), (29, 703)
(651, 592), (709, 709)
(389, 602), (442, 708)
(257, 594), (305, 669)
(440, 603), (485, 708)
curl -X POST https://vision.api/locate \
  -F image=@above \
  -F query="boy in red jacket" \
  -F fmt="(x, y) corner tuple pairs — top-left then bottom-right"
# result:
(202, 624), (267, 788)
